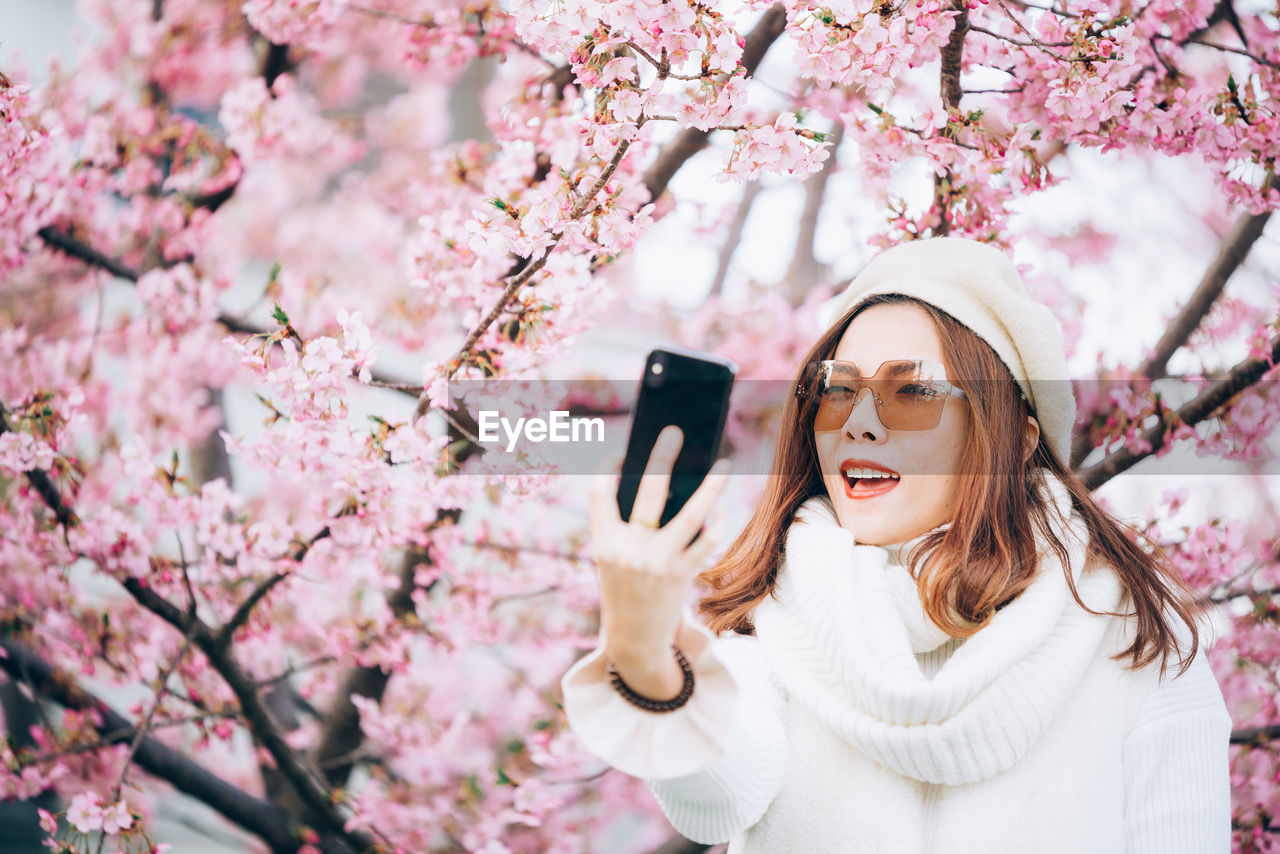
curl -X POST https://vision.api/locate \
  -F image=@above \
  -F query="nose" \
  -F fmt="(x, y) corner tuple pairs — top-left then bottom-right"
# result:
(841, 386), (887, 441)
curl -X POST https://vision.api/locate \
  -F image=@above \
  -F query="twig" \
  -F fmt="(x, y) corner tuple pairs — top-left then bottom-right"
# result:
(1077, 329), (1280, 490)
(783, 122), (842, 304)
(1070, 193), (1275, 468)
(1141, 195), (1273, 382)
(99, 630), (197, 854)
(0, 641), (302, 854)
(214, 571), (292, 652)
(1231, 723), (1280, 745)
(641, 4), (788, 202)
(1153, 33), (1280, 72)
(968, 23), (1073, 49)
(433, 125), (640, 385)
(709, 181), (764, 298)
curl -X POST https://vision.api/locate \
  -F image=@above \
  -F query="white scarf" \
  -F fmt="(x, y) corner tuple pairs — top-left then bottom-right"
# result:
(751, 471), (1127, 786)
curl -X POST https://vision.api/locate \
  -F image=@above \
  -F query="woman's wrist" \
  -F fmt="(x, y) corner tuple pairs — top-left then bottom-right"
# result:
(606, 644), (689, 702)
(603, 632), (674, 677)
(607, 644), (694, 710)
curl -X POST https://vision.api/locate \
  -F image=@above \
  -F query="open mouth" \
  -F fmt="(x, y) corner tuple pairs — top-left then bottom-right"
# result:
(840, 462), (900, 497)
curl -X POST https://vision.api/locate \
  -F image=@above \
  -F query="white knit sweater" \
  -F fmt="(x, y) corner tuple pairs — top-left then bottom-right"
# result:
(561, 476), (1233, 853)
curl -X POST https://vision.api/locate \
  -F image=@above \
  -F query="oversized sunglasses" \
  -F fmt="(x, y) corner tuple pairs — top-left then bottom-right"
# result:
(795, 359), (968, 432)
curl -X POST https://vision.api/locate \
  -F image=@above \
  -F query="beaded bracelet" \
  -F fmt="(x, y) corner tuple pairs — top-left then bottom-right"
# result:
(606, 644), (695, 712)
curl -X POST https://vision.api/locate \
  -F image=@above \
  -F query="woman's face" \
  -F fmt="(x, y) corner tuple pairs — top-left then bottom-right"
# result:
(814, 303), (971, 545)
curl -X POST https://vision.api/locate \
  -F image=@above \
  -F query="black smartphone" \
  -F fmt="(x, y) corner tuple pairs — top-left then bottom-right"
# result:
(616, 346), (737, 531)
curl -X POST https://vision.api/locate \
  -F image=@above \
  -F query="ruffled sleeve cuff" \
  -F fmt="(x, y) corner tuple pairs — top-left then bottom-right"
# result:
(560, 605), (741, 780)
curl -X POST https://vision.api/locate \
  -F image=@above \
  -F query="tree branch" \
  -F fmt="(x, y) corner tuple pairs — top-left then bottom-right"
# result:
(709, 182), (763, 298)
(1231, 723), (1280, 745)
(1076, 329), (1280, 490)
(1140, 201), (1274, 383)
(427, 120), (642, 391)
(37, 227), (139, 283)
(0, 640), (303, 854)
(0, 410), (379, 852)
(214, 571), (292, 652)
(783, 122), (843, 304)
(931, 0), (970, 237)
(116, 578), (379, 852)
(262, 42), (293, 89)
(1069, 190), (1275, 468)
(641, 4), (787, 203)
(311, 512), (456, 788)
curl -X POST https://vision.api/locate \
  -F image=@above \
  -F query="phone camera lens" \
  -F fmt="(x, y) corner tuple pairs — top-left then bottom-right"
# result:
(645, 354), (667, 388)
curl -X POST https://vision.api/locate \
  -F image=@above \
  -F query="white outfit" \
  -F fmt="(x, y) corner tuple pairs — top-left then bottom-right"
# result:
(560, 473), (1232, 853)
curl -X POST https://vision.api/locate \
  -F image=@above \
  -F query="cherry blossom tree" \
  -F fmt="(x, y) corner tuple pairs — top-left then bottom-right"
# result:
(1, 0), (1279, 852)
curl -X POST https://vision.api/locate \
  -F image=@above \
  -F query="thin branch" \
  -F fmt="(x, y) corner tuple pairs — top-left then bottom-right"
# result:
(214, 571), (292, 652)
(1212, 584), (1280, 604)
(992, 0), (1114, 62)
(1141, 199), (1273, 382)
(110, 632), (196, 802)
(709, 181), (764, 298)
(33, 226), (430, 395)
(37, 227), (139, 283)
(1152, 33), (1280, 72)
(783, 122), (843, 304)
(641, 4), (788, 202)
(342, 3), (555, 68)
(0, 641), (302, 854)
(1231, 723), (1280, 745)
(968, 23), (1073, 49)
(0, 425), (378, 854)
(16, 711), (240, 768)
(1070, 192), (1275, 468)
(625, 41), (702, 80)
(1077, 329), (1280, 490)
(430, 124), (641, 387)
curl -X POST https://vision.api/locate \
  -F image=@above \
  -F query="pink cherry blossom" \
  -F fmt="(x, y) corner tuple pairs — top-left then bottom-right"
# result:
(66, 792), (103, 833)
(1, 0), (1278, 851)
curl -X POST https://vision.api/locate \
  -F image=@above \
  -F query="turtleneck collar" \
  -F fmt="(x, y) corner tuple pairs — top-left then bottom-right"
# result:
(800, 494), (956, 653)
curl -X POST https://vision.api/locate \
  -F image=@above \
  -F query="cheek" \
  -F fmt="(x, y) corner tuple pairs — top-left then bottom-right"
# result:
(813, 434), (838, 470)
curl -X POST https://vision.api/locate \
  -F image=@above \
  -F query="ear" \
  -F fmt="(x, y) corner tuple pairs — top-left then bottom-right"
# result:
(1023, 415), (1041, 463)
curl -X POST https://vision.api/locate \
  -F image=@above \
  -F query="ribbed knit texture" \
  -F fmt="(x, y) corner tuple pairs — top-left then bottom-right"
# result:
(645, 633), (789, 844)
(752, 472), (1125, 785)
(1123, 643), (1234, 854)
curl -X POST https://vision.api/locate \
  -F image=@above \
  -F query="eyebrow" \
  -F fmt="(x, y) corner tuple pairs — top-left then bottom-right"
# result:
(836, 360), (924, 377)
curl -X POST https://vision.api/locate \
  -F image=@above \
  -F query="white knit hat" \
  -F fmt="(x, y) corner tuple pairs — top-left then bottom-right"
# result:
(819, 236), (1076, 462)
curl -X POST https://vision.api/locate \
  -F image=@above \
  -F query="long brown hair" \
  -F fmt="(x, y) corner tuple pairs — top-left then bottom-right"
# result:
(694, 293), (1209, 681)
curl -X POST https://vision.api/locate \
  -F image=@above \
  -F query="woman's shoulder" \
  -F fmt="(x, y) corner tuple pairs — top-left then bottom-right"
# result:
(1082, 559), (1227, 734)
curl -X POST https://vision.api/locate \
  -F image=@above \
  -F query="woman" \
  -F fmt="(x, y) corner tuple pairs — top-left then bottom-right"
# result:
(560, 236), (1232, 854)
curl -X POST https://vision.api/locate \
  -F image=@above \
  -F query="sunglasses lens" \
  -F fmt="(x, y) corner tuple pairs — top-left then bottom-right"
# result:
(806, 360), (950, 431)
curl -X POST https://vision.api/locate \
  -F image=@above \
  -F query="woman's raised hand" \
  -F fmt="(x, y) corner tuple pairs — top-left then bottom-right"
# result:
(588, 424), (731, 698)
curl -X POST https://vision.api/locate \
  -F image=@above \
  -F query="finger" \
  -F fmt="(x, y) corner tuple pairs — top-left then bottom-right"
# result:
(682, 526), (719, 571)
(629, 424), (683, 526)
(663, 457), (732, 545)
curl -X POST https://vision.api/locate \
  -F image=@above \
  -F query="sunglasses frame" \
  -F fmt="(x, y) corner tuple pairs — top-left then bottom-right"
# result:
(795, 358), (969, 432)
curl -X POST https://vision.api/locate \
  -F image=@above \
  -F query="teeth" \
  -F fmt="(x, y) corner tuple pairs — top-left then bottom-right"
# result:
(844, 467), (899, 480)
